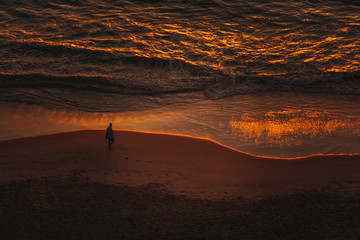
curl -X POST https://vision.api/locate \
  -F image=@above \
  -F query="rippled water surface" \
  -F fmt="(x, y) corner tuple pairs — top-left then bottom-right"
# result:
(1, 0), (359, 156)
(1, 0), (360, 99)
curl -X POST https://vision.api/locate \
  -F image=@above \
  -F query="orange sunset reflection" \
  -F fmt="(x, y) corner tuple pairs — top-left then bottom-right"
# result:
(2, 3), (359, 78)
(229, 109), (360, 147)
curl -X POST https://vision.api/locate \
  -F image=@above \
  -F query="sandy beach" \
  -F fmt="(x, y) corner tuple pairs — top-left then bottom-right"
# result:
(1, 130), (360, 198)
(1, 130), (360, 239)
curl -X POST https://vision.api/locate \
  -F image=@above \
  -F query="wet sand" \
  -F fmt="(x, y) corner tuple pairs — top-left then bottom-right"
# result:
(1, 130), (359, 198)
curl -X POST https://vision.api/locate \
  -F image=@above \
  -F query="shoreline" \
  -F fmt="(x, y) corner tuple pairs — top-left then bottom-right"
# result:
(2, 129), (359, 160)
(1, 95), (360, 158)
(1, 130), (360, 199)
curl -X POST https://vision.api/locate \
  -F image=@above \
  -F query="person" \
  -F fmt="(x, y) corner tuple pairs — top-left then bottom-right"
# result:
(105, 123), (114, 148)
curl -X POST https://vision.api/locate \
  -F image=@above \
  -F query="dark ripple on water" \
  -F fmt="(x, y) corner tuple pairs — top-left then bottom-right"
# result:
(0, 0), (360, 108)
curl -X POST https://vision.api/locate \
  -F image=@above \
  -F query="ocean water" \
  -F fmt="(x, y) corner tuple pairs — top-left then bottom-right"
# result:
(0, 0), (359, 157)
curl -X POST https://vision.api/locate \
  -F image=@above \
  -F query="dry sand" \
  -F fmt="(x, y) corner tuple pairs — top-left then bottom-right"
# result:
(1, 130), (359, 198)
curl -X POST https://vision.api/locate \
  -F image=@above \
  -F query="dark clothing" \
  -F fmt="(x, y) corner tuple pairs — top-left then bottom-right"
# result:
(106, 126), (114, 148)
(106, 127), (114, 139)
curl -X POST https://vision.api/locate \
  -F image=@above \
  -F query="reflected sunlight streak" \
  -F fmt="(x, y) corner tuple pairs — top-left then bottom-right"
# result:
(229, 110), (360, 147)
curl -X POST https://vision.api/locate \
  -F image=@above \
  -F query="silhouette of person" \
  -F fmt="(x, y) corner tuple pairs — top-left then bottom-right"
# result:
(105, 123), (114, 148)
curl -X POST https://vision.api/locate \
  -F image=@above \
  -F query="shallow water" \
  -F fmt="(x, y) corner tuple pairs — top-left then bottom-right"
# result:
(1, 92), (359, 157)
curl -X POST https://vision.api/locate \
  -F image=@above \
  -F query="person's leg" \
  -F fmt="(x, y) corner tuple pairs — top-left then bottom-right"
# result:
(108, 138), (114, 148)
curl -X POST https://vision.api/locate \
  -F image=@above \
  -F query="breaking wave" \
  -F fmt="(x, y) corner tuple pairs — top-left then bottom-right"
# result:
(1, 70), (359, 100)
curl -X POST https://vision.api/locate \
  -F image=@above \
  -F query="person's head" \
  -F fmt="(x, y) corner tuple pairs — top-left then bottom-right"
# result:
(109, 123), (112, 127)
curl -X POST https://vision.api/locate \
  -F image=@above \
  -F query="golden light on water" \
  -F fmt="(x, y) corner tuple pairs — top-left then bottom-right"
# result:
(1, 97), (359, 157)
(229, 110), (360, 147)
(3, 6), (359, 77)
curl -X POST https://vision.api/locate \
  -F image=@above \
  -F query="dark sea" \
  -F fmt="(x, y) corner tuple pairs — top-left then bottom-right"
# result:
(0, 0), (359, 157)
